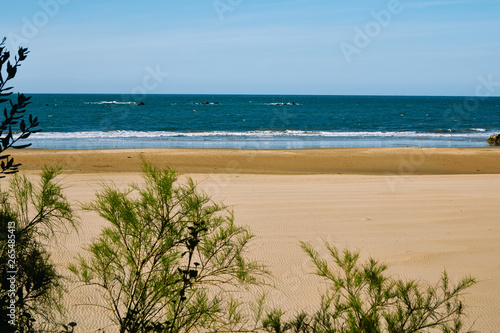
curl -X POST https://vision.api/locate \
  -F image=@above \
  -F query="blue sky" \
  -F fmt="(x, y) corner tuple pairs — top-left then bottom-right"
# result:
(1, 0), (499, 95)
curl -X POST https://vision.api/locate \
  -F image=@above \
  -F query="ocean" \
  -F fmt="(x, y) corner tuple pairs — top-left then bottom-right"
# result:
(21, 94), (500, 149)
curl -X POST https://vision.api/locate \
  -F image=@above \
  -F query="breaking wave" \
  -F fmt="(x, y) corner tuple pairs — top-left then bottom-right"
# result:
(31, 129), (496, 140)
(85, 101), (137, 105)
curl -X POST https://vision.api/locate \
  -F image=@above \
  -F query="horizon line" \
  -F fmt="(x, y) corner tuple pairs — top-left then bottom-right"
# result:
(21, 92), (500, 98)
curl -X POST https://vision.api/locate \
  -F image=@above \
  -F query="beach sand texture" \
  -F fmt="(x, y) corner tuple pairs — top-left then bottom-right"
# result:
(3, 148), (500, 331)
(13, 147), (500, 174)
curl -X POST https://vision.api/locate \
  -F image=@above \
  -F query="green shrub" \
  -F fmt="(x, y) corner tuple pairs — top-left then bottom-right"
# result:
(0, 167), (77, 332)
(261, 242), (476, 333)
(70, 160), (267, 332)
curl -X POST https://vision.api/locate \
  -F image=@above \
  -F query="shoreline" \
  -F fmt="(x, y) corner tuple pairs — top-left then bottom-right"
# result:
(11, 147), (500, 174)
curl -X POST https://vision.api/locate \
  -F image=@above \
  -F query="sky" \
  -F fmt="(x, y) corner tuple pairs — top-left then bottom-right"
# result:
(1, 0), (500, 96)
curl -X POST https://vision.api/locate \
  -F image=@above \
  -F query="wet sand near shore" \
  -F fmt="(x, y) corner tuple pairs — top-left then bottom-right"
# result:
(11, 147), (500, 175)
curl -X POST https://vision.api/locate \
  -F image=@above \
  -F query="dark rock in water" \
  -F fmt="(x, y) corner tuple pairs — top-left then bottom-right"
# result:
(487, 134), (500, 146)
(138, 102), (145, 106)
(193, 101), (218, 105)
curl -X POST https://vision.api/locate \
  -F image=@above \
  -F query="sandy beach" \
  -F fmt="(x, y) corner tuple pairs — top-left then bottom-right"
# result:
(12, 147), (500, 174)
(3, 148), (500, 331)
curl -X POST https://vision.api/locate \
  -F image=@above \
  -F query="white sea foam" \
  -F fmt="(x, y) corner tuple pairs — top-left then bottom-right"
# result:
(467, 128), (486, 132)
(265, 102), (300, 106)
(30, 130), (495, 140)
(85, 101), (137, 105)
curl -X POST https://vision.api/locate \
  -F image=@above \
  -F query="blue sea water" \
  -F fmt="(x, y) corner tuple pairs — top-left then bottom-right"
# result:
(22, 94), (500, 149)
